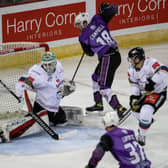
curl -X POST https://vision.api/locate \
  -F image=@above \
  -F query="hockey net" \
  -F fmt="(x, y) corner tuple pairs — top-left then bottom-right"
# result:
(0, 42), (49, 120)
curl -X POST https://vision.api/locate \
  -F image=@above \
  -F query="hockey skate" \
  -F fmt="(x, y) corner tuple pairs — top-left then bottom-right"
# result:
(0, 129), (7, 143)
(138, 129), (146, 146)
(86, 103), (104, 112)
(55, 120), (68, 127)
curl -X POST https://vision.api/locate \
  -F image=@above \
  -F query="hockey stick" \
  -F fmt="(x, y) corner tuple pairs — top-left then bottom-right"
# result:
(118, 95), (145, 125)
(63, 52), (85, 97)
(71, 52), (85, 82)
(0, 80), (21, 103)
(0, 80), (77, 140)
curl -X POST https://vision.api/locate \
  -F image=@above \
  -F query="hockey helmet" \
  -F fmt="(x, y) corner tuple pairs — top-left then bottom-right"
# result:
(128, 47), (145, 69)
(102, 111), (119, 128)
(42, 51), (57, 74)
(74, 12), (89, 28)
(99, 2), (118, 17)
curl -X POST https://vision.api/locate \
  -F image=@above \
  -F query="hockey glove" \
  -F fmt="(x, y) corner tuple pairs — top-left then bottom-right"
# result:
(130, 95), (141, 112)
(99, 2), (118, 22)
(85, 164), (94, 168)
(99, 1), (108, 14)
(63, 80), (76, 97)
(145, 78), (155, 95)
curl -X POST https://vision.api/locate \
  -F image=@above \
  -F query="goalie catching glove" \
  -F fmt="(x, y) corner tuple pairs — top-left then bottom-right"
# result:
(63, 80), (76, 97)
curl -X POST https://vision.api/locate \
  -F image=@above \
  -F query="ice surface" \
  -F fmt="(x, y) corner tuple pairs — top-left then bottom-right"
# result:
(0, 126), (105, 155)
(0, 43), (168, 168)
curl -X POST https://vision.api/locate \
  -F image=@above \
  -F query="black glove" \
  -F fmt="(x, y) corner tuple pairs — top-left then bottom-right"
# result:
(129, 95), (141, 112)
(85, 165), (90, 168)
(145, 78), (155, 94)
(85, 164), (94, 168)
(99, 1), (108, 14)
(99, 2), (118, 15)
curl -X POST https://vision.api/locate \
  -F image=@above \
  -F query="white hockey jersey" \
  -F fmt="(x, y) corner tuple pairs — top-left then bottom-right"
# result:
(128, 57), (167, 95)
(16, 60), (64, 112)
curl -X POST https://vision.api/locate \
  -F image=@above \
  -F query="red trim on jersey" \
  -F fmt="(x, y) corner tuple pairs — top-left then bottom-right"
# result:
(18, 76), (34, 89)
(139, 124), (150, 130)
(162, 69), (168, 72)
(24, 90), (33, 113)
(27, 76), (35, 82)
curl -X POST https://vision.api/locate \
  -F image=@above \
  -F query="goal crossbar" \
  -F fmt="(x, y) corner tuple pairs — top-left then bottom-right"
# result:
(0, 43), (49, 55)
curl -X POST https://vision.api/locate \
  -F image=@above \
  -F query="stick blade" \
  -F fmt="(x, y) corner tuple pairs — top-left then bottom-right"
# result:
(58, 129), (78, 140)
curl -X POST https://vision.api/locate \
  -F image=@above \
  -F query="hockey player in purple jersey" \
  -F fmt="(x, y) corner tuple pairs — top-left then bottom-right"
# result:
(85, 112), (151, 168)
(74, 2), (127, 119)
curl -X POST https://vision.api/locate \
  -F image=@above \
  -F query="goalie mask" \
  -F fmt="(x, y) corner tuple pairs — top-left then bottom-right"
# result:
(128, 47), (145, 70)
(42, 51), (57, 75)
(74, 12), (89, 30)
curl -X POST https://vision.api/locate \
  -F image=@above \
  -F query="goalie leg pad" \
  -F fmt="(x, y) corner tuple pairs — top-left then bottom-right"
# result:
(20, 90), (36, 113)
(48, 107), (67, 126)
(0, 110), (49, 142)
(61, 106), (83, 125)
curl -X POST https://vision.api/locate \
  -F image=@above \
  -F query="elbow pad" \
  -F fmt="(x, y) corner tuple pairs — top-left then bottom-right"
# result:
(100, 134), (113, 151)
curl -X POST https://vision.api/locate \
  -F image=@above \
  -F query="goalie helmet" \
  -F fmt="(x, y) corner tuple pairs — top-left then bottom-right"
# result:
(74, 12), (89, 28)
(42, 51), (57, 74)
(102, 111), (119, 128)
(128, 47), (145, 69)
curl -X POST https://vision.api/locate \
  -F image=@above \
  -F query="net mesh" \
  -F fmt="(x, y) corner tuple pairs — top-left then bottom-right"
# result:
(0, 42), (49, 118)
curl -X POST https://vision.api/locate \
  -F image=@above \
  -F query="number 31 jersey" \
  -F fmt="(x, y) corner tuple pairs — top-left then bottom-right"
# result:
(106, 128), (151, 167)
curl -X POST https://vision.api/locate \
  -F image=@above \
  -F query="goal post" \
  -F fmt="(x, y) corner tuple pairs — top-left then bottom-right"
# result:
(0, 42), (49, 119)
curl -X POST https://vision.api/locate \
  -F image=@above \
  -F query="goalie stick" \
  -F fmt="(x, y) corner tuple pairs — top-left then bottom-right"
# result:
(0, 80), (77, 140)
(0, 80), (21, 103)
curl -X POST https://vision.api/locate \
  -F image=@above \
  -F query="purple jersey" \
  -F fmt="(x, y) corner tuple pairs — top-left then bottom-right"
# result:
(106, 128), (151, 168)
(79, 14), (118, 58)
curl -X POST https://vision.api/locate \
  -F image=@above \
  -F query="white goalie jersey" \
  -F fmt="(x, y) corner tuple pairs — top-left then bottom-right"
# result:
(128, 57), (167, 95)
(16, 60), (64, 112)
